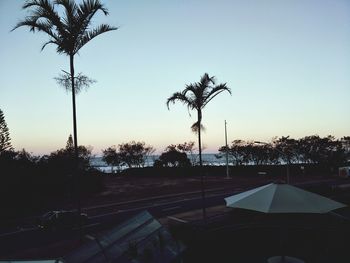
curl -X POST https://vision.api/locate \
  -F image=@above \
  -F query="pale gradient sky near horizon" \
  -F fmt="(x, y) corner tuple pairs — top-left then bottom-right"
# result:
(1, 0), (350, 155)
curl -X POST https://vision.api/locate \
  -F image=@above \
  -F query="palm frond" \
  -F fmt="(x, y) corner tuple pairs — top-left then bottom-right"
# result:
(13, 18), (44, 33)
(21, 0), (64, 34)
(202, 83), (231, 108)
(54, 0), (79, 30)
(22, 0), (51, 10)
(14, 0), (117, 56)
(76, 0), (109, 38)
(55, 71), (96, 94)
(167, 73), (230, 137)
(191, 121), (205, 134)
(183, 84), (203, 109)
(13, 0), (70, 54)
(55, 0), (77, 21)
(183, 84), (197, 97)
(166, 92), (194, 111)
(199, 73), (215, 87)
(75, 24), (117, 53)
(41, 39), (60, 51)
(13, 19), (61, 52)
(78, 0), (108, 16)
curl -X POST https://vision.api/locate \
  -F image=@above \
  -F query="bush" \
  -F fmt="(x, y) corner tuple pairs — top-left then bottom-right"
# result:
(154, 145), (191, 168)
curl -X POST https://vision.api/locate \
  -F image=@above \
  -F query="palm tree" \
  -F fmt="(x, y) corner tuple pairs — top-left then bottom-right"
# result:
(13, 0), (117, 164)
(12, 0), (117, 238)
(167, 73), (231, 218)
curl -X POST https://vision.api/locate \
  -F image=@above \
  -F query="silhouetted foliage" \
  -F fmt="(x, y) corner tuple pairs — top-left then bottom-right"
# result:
(177, 141), (197, 165)
(0, 109), (13, 153)
(341, 136), (350, 165)
(218, 135), (349, 166)
(154, 145), (191, 168)
(0, 143), (102, 220)
(13, 0), (117, 58)
(102, 146), (123, 173)
(47, 134), (92, 174)
(55, 71), (96, 94)
(219, 140), (253, 165)
(246, 142), (276, 165)
(118, 141), (155, 168)
(66, 134), (74, 149)
(0, 150), (17, 166)
(167, 73), (231, 166)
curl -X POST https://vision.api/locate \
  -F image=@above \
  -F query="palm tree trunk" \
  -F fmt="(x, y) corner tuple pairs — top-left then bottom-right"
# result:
(70, 54), (82, 240)
(70, 54), (79, 167)
(197, 110), (206, 219)
(198, 110), (202, 166)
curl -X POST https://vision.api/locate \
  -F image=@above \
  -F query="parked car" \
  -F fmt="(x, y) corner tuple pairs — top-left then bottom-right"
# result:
(37, 210), (88, 230)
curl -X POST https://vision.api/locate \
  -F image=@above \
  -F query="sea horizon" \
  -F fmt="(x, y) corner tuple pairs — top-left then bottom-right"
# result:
(90, 153), (225, 172)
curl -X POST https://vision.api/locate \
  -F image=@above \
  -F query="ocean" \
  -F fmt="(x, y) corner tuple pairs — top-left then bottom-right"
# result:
(90, 153), (226, 173)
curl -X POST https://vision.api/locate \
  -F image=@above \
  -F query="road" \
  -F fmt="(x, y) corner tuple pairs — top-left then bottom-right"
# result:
(0, 187), (236, 257)
(0, 178), (349, 258)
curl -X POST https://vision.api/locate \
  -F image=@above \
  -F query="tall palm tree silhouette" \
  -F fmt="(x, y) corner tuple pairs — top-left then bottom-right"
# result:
(167, 73), (231, 218)
(13, 0), (117, 164)
(13, 0), (117, 235)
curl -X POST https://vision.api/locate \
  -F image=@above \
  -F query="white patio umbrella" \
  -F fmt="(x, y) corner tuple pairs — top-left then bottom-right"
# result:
(224, 182), (346, 263)
(224, 183), (346, 213)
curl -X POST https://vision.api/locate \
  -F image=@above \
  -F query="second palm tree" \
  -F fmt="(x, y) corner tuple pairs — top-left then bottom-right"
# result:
(167, 73), (231, 218)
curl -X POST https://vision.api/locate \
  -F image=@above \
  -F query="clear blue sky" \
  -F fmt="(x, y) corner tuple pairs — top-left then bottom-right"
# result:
(1, 0), (349, 155)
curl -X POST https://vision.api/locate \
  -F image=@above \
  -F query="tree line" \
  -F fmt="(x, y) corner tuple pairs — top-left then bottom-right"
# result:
(102, 141), (197, 172)
(217, 136), (350, 166)
(2, 107), (349, 174)
(101, 136), (350, 171)
(1, 106), (350, 219)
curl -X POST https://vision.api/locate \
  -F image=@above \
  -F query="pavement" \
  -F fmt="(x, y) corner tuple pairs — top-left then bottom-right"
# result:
(159, 204), (230, 226)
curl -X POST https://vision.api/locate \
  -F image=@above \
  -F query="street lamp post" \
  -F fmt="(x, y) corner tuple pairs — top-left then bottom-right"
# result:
(225, 120), (229, 179)
(254, 141), (290, 184)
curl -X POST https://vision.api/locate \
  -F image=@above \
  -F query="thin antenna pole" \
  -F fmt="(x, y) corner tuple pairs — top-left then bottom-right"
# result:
(225, 120), (229, 179)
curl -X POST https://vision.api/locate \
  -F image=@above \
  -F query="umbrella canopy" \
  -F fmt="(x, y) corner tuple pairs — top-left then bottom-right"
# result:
(225, 183), (346, 213)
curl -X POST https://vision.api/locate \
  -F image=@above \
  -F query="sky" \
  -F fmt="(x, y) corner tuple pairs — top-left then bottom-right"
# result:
(1, 0), (349, 155)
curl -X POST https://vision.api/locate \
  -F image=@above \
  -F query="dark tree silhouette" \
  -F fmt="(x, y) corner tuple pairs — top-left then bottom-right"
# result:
(118, 141), (155, 168)
(167, 73), (231, 217)
(13, 0), (117, 162)
(177, 141), (196, 165)
(218, 140), (247, 165)
(341, 137), (350, 165)
(218, 135), (349, 167)
(66, 134), (74, 150)
(298, 135), (347, 166)
(245, 142), (274, 165)
(102, 146), (123, 173)
(13, 0), (117, 158)
(48, 135), (92, 174)
(166, 73), (231, 167)
(271, 136), (305, 164)
(0, 109), (13, 153)
(154, 145), (191, 168)
(13, 0), (117, 229)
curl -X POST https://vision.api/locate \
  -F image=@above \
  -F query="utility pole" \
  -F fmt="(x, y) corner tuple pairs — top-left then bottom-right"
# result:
(225, 120), (229, 179)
